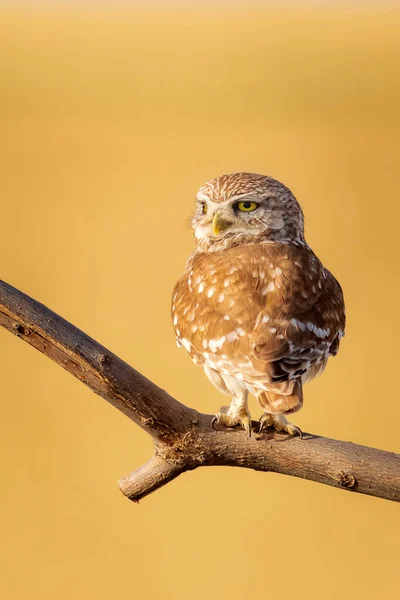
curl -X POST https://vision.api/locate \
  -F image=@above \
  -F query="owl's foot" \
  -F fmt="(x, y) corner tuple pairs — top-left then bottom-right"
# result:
(212, 405), (252, 437)
(258, 413), (303, 438)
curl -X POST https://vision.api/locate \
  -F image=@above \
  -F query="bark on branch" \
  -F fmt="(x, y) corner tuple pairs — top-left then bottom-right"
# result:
(0, 280), (399, 503)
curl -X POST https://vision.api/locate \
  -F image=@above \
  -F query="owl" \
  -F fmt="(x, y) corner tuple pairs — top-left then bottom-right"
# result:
(172, 172), (345, 437)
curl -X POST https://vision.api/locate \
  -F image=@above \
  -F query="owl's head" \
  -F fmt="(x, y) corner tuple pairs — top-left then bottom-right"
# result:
(192, 172), (305, 251)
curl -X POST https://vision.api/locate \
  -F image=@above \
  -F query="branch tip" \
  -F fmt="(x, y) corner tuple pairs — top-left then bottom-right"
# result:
(118, 455), (188, 502)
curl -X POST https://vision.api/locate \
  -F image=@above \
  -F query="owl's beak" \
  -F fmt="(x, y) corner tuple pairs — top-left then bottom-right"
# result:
(212, 210), (232, 236)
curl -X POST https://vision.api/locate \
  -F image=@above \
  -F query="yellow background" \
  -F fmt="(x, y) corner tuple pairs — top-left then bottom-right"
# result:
(1, 3), (399, 599)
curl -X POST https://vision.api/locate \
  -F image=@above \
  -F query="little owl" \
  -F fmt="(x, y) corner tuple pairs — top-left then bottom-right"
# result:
(172, 172), (345, 437)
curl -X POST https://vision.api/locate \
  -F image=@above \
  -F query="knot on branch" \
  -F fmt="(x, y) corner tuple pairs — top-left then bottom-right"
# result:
(13, 322), (29, 336)
(98, 353), (111, 367)
(337, 471), (357, 489)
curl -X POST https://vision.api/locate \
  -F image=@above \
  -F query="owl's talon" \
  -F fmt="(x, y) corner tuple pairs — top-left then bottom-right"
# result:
(242, 416), (252, 437)
(258, 413), (303, 439)
(258, 413), (272, 434)
(212, 410), (252, 435)
(286, 424), (303, 439)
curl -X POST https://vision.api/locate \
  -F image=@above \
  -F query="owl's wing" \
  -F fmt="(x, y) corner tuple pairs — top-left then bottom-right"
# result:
(249, 245), (345, 385)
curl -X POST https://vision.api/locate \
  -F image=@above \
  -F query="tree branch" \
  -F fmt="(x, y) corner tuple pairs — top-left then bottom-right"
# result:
(0, 280), (399, 503)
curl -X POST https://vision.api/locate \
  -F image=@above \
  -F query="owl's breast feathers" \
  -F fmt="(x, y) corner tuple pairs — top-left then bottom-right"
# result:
(172, 243), (345, 392)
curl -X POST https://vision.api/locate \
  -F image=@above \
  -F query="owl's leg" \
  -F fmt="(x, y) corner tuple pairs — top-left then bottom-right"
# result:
(258, 413), (302, 438)
(212, 391), (252, 437)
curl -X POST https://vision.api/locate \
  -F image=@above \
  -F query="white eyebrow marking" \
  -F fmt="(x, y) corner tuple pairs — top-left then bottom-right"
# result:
(228, 193), (259, 203)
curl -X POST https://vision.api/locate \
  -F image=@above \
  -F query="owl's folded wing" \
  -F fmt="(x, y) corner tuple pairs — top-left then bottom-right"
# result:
(250, 247), (345, 384)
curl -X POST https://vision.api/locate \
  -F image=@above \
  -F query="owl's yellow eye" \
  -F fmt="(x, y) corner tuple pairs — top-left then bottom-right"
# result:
(201, 203), (207, 215)
(237, 201), (259, 212)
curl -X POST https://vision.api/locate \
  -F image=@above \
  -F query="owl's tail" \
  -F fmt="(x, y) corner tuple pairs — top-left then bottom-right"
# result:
(256, 378), (303, 415)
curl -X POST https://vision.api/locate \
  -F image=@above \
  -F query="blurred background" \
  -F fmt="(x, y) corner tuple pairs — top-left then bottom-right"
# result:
(1, 1), (399, 599)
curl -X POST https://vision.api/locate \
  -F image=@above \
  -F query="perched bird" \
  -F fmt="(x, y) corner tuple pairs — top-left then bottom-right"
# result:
(172, 173), (345, 437)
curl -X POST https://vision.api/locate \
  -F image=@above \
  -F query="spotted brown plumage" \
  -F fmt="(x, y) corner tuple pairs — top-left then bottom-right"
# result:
(172, 172), (345, 436)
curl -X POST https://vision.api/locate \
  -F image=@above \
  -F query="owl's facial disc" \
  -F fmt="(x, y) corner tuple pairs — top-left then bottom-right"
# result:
(194, 198), (265, 242)
(193, 173), (305, 249)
